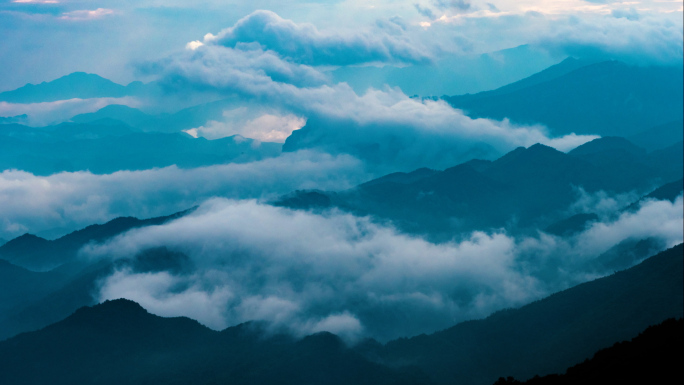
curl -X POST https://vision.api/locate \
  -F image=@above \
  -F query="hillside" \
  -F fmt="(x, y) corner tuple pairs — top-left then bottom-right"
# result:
(277, 139), (681, 237)
(444, 61), (683, 137)
(495, 318), (683, 384)
(372, 244), (684, 385)
(0, 299), (425, 385)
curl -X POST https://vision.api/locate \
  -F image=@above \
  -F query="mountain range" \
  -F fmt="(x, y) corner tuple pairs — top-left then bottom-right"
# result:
(0, 56), (682, 385)
(0, 243), (680, 385)
(0, 121), (280, 175)
(277, 137), (682, 240)
(0, 209), (195, 340)
(0, 72), (145, 104)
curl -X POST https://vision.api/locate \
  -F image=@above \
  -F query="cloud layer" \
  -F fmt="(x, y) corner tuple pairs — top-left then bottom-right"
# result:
(86, 194), (682, 342)
(148, 40), (597, 171)
(0, 97), (139, 126)
(0, 150), (367, 239)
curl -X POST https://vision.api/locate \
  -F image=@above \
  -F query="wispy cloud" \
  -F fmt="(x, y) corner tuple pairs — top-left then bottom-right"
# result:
(12, 0), (59, 3)
(59, 8), (115, 21)
(0, 97), (139, 126)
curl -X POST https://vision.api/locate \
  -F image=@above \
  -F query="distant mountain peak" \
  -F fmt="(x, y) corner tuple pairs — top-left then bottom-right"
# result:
(493, 144), (563, 167)
(0, 72), (131, 103)
(91, 298), (148, 314)
(0, 233), (49, 252)
(65, 298), (155, 326)
(569, 136), (646, 156)
(527, 143), (559, 153)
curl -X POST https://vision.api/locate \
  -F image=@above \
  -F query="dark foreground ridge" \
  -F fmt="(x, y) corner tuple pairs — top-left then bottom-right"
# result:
(493, 318), (683, 385)
(0, 244), (681, 385)
(0, 299), (427, 385)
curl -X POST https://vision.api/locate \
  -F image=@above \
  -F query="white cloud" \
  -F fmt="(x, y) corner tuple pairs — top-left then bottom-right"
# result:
(59, 8), (116, 21)
(186, 107), (307, 142)
(0, 150), (368, 240)
(0, 97), (140, 126)
(89, 198), (541, 341)
(575, 195), (684, 257)
(185, 40), (204, 50)
(86, 194), (682, 342)
(204, 10), (432, 66)
(148, 46), (597, 171)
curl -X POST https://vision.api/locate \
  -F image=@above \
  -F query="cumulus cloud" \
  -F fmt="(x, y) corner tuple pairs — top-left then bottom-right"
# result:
(416, 4), (682, 65)
(147, 43), (329, 90)
(0, 150), (368, 239)
(184, 107), (306, 142)
(535, 11), (683, 65)
(84, 193), (682, 342)
(202, 10), (432, 66)
(146, 44), (597, 171)
(0, 97), (140, 126)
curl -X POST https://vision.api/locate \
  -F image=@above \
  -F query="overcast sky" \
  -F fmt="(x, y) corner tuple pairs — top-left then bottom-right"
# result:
(1, 0), (681, 91)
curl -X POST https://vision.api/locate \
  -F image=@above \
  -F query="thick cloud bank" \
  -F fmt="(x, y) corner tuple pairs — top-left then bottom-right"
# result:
(149, 40), (597, 170)
(0, 97), (140, 126)
(0, 151), (367, 239)
(87, 195), (682, 342)
(204, 10), (432, 66)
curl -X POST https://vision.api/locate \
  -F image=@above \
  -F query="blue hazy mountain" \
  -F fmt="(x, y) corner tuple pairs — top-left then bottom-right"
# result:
(0, 208), (194, 272)
(332, 45), (566, 96)
(277, 139), (682, 239)
(444, 61), (684, 137)
(627, 120), (683, 152)
(370, 244), (683, 385)
(71, 97), (251, 134)
(70, 104), (155, 128)
(543, 213), (599, 237)
(0, 209), (196, 340)
(0, 72), (145, 103)
(0, 244), (679, 385)
(0, 121), (281, 175)
(0, 114), (27, 124)
(443, 56), (598, 101)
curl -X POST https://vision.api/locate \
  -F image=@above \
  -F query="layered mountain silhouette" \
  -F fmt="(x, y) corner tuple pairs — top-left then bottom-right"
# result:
(444, 61), (683, 137)
(627, 119), (683, 152)
(277, 139), (682, 238)
(0, 244), (680, 385)
(332, 44), (571, 97)
(0, 121), (280, 175)
(368, 244), (683, 385)
(0, 208), (194, 271)
(70, 97), (243, 133)
(0, 72), (145, 103)
(493, 318), (683, 385)
(0, 209), (197, 340)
